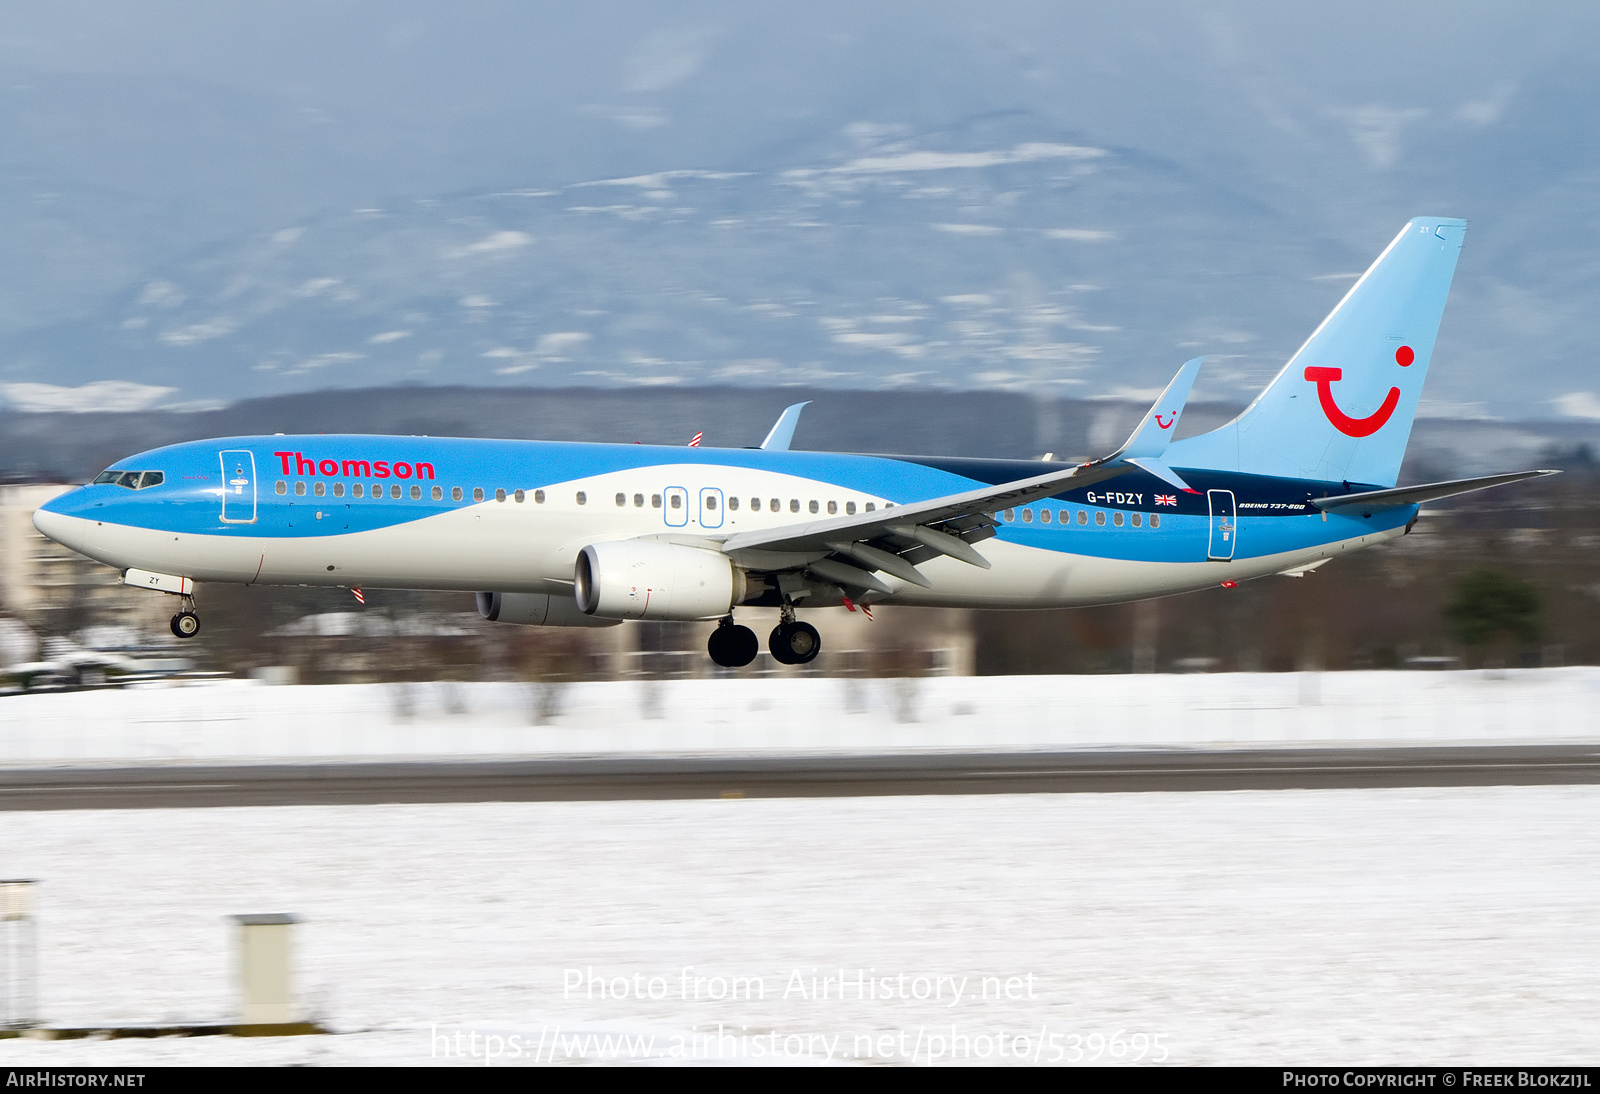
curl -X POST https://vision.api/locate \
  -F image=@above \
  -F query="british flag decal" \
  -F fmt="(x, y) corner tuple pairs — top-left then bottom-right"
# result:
(1155, 494), (1178, 506)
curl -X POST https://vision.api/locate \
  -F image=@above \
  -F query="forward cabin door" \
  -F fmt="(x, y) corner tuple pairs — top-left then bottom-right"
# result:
(1207, 489), (1236, 560)
(220, 450), (257, 523)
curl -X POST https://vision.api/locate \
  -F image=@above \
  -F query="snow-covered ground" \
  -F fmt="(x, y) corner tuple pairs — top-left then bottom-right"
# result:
(0, 788), (1597, 1065)
(2, 668), (1598, 767)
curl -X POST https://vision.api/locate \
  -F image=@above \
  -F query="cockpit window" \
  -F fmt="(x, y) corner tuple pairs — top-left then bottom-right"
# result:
(93, 469), (165, 489)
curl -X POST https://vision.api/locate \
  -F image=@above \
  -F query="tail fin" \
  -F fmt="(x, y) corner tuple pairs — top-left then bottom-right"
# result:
(1166, 217), (1466, 487)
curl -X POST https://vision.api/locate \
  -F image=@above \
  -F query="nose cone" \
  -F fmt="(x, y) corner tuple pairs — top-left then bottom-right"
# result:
(33, 490), (100, 558)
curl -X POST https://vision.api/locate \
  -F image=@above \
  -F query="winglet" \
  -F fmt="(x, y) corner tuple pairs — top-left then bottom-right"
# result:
(760, 402), (811, 451)
(1110, 357), (1203, 462)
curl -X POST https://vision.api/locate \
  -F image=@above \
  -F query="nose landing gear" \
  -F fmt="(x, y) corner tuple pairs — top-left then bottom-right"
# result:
(169, 595), (201, 639)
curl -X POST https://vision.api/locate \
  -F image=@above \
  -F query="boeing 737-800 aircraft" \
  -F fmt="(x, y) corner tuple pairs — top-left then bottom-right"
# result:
(33, 218), (1553, 667)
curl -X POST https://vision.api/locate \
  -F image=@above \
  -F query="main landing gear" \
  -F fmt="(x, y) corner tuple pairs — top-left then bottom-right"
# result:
(707, 617), (760, 667)
(768, 602), (820, 665)
(706, 607), (824, 668)
(169, 595), (201, 639)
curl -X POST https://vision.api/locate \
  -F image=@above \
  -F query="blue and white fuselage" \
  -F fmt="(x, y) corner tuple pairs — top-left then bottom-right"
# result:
(29, 217), (1554, 663)
(33, 437), (1407, 607)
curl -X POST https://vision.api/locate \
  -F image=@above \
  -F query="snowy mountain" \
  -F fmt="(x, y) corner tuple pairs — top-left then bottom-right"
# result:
(0, 3), (1596, 419)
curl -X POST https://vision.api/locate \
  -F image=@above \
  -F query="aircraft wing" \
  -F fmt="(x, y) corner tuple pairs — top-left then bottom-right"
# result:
(1110, 357), (1203, 461)
(1310, 469), (1559, 515)
(718, 460), (1134, 591)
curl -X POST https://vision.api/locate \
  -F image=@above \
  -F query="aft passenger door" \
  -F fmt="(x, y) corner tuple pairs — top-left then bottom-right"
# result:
(220, 450), (257, 524)
(1207, 489), (1236, 560)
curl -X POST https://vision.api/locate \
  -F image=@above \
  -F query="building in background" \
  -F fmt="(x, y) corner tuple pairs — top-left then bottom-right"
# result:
(0, 482), (168, 640)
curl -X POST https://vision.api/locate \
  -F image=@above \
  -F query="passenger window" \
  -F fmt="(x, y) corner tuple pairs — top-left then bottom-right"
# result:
(353, 483), (364, 498)
(865, 502), (875, 512)
(1151, 513), (1161, 528)
(1113, 511), (1124, 526)
(472, 487), (484, 502)
(514, 489), (526, 503)
(275, 481), (286, 495)
(634, 494), (644, 507)
(534, 489), (545, 503)
(728, 497), (739, 511)
(496, 489), (506, 502)
(846, 501), (856, 515)
(809, 500), (819, 514)
(409, 485), (420, 500)
(1132, 512), (1142, 527)
(295, 482), (307, 497)
(1003, 509), (1013, 522)
(333, 483), (345, 498)
(576, 491), (586, 505)
(1095, 511), (1106, 526)
(827, 500), (837, 515)
(314, 482), (326, 497)
(1022, 509), (1033, 523)
(790, 499), (799, 513)
(707, 496), (718, 510)
(670, 494), (681, 509)
(432, 486), (443, 501)
(390, 484), (402, 499)
(1077, 510), (1088, 525)
(615, 492), (626, 507)
(1040, 509), (1051, 524)
(452, 487), (463, 501)
(652, 494), (662, 509)
(771, 498), (780, 512)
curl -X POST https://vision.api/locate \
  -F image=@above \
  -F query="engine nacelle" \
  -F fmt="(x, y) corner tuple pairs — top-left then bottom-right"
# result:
(476, 591), (622, 628)
(574, 540), (739, 621)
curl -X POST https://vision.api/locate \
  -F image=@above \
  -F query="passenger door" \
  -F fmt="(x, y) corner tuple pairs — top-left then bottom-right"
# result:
(1207, 489), (1236, 560)
(220, 450), (257, 524)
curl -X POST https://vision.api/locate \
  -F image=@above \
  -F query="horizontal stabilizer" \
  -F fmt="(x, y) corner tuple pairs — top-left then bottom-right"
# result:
(1311, 470), (1559, 514)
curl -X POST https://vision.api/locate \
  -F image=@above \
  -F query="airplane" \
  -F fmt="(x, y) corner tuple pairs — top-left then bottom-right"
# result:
(32, 216), (1555, 668)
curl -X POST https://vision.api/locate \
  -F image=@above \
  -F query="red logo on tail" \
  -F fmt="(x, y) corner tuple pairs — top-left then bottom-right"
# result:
(1154, 413), (1175, 430)
(1304, 368), (1399, 437)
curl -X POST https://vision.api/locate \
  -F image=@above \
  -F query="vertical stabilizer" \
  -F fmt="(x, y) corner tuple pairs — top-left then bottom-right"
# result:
(1165, 217), (1466, 487)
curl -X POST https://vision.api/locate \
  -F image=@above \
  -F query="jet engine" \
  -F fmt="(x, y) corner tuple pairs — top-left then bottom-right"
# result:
(574, 540), (741, 621)
(475, 591), (622, 628)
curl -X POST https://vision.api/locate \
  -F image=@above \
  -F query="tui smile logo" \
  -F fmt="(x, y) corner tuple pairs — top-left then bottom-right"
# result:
(1304, 346), (1413, 437)
(1154, 413), (1176, 430)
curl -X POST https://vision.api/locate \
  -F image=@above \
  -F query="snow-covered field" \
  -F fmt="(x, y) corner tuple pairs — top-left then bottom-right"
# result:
(3, 667), (1598, 766)
(0, 788), (1597, 1066)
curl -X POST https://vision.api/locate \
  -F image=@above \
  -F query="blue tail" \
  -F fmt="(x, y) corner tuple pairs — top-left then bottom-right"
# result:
(1166, 217), (1466, 488)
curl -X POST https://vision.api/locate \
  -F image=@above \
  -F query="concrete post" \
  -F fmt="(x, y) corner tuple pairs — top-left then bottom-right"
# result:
(231, 913), (297, 1027)
(1, 879), (38, 1030)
